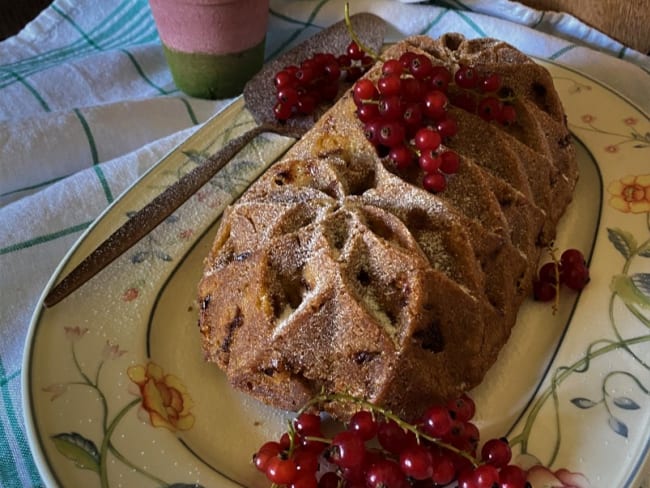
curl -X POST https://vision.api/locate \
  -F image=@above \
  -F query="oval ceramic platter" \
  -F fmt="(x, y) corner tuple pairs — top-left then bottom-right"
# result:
(23, 59), (650, 488)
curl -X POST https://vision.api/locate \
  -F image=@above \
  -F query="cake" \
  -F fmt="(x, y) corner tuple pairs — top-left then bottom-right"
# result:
(197, 33), (578, 421)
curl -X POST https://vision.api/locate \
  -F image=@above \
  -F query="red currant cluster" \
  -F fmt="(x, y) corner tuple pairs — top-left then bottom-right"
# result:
(533, 248), (590, 303)
(450, 65), (517, 125)
(252, 392), (531, 488)
(273, 41), (373, 121)
(351, 53), (515, 193)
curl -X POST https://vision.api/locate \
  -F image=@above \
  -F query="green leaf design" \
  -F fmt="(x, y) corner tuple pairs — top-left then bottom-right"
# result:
(638, 242), (650, 258)
(611, 274), (650, 309)
(51, 432), (100, 472)
(607, 228), (636, 259)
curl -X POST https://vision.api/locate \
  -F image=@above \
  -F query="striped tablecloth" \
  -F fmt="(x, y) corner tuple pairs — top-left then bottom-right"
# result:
(1, 0), (648, 486)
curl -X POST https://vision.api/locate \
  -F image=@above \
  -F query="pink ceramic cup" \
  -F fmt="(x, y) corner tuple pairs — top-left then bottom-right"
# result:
(149, 0), (269, 99)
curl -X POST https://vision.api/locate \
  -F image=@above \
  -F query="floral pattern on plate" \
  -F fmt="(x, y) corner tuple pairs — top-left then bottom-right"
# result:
(24, 61), (650, 487)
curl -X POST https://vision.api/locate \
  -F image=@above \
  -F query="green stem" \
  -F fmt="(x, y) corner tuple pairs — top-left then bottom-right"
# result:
(108, 442), (168, 486)
(343, 3), (381, 61)
(99, 398), (139, 488)
(508, 334), (650, 461)
(298, 391), (480, 467)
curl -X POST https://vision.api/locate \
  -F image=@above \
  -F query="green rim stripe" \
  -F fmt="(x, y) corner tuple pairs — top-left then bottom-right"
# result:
(617, 45), (627, 59)
(7, 70), (50, 111)
(120, 48), (169, 95)
(178, 97), (199, 125)
(0, 360), (40, 486)
(0, 221), (91, 256)
(549, 44), (577, 60)
(453, 10), (488, 37)
(267, 0), (330, 60)
(419, 9), (450, 35)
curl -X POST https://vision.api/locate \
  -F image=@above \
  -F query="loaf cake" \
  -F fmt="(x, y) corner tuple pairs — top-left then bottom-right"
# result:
(197, 33), (578, 421)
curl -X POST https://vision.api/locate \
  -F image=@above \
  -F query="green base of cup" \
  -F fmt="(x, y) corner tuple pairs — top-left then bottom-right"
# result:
(163, 39), (265, 99)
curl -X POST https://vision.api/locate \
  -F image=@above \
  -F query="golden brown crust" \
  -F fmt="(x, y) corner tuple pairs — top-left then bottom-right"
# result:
(197, 33), (578, 421)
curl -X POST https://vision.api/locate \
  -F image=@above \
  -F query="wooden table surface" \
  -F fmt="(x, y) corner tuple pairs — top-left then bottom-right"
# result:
(1, 0), (649, 54)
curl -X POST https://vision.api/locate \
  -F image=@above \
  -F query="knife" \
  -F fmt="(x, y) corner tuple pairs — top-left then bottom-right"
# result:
(43, 12), (387, 307)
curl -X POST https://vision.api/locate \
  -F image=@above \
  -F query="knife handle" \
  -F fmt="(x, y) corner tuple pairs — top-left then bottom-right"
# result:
(43, 122), (298, 307)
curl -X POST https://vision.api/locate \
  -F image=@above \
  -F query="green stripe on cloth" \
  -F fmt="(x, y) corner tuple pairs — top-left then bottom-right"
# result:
(549, 44), (577, 60)
(120, 48), (170, 95)
(0, 360), (42, 487)
(72, 108), (99, 165)
(419, 9), (450, 35)
(0, 221), (91, 256)
(267, 0), (330, 60)
(452, 10), (488, 37)
(0, 175), (68, 199)
(178, 98), (199, 125)
(72, 108), (114, 203)
(51, 4), (102, 50)
(0, 0), (156, 88)
(6, 70), (50, 111)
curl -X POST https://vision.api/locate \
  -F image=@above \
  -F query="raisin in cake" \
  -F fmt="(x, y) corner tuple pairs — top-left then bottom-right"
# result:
(197, 33), (578, 421)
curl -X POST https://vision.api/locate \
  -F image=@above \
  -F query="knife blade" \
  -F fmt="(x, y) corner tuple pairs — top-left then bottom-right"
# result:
(43, 12), (387, 307)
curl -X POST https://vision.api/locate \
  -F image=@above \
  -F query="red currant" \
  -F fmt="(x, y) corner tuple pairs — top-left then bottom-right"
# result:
(366, 459), (409, 488)
(447, 393), (476, 422)
(409, 54), (434, 79)
(437, 115), (458, 138)
(455, 65), (479, 89)
(480, 438), (512, 468)
(538, 261), (558, 284)
(377, 419), (417, 455)
(414, 127), (442, 151)
(348, 410), (378, 441)
(382, 58), (404, 76)
(533, 279), (556, 302)
(357, 103), (380, 123)
(477, 96), (503, 121)
(353, 79), (378, 105)
(274, 101), (293, 121)
(419, 150), (442, 173)
(265, 455), (298, 485)
(440, 150), (460, 174)
(377, 74), (402, 97)
(423, 90), (449, 120)
(399, 444), (434, 480)
(389, 145), (415, 170)
(253, 441), (281, 472)
(498, 104), (517, 125)
(480, 72), (502, 93)
(499, 464), (528, 488)
(379, 121), (406, 147)
(430, 65), (452, 91)
(420, 404), (453, 438)
(423, 172), (446, 193)
(328, 431), (366, 469)
(347, 41), (364, 60)
(562, 264), (590, 291)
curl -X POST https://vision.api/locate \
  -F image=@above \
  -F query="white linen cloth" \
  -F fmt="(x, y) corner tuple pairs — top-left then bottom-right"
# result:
(0, 0), (648, 486)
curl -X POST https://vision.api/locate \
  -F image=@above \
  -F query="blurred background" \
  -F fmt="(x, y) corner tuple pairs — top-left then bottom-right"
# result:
(1, 0), (649, 54)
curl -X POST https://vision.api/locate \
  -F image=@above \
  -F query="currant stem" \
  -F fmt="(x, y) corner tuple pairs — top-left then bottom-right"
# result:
(344, 3), (381, 62)
(297, 391), (480, 467)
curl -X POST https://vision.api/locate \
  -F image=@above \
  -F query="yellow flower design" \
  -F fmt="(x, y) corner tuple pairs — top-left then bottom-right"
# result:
(127, 362), (195, 431)
(607, 174), (650, 214)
